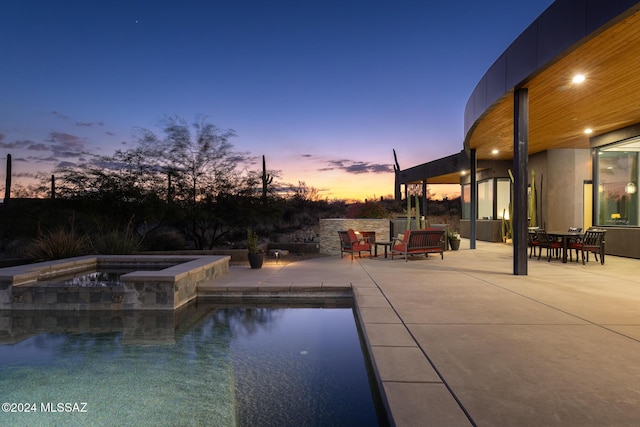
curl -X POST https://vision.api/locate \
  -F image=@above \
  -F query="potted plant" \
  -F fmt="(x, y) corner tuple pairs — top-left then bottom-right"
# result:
(247, 227), (263, 269)
(447, 229), (461, 251)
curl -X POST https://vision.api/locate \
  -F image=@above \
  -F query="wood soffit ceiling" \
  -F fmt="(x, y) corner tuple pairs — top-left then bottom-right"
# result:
(467, 10), (640, 161)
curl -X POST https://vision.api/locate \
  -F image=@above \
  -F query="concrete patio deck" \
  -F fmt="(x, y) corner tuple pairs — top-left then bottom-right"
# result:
(201, 240), (640, 426)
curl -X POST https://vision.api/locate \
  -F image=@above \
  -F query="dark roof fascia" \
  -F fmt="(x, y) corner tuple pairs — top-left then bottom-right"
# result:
(399, 151), (469, 184)
(398, 151), (514, 185)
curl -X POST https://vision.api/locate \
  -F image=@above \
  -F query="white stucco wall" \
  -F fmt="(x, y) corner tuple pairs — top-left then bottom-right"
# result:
(545, 149), (591, 231)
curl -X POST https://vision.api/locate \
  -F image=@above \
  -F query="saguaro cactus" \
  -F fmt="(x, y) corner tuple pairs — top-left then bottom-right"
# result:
(261, 155), (273, 204)
(406, 191), (411, 231)
(507, 169), (514, 241)
(415, 194), (426, 228)
(4, 154), (11, 203)
(393, 149), (401, 202)
(529, 169), (537, 227)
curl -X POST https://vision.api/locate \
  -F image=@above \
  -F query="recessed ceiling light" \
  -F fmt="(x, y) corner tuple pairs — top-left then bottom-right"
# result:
(572, 74), (586, 84)
(584, 128), (593, 134)
(460, 171), (466, 176)
(491, 149), (499, 155)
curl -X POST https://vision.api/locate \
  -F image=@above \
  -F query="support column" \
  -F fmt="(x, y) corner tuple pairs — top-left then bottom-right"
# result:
(513, 89), (529, 275)
(470, 149), (477, 249)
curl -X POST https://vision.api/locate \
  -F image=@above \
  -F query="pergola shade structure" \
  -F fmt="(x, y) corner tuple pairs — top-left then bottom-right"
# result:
(465, 0), (640, 160)
(398, 0), (640, 271)
(464, 0), (640, 268)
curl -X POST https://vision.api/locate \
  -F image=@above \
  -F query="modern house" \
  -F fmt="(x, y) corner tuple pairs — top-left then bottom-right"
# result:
(397, 0), (640, 273)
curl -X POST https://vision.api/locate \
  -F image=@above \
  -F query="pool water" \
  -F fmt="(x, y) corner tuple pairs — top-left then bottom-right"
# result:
(38, 270), (127, 287)
(36, 264), (178, 287)
(0, 303), (386, 426)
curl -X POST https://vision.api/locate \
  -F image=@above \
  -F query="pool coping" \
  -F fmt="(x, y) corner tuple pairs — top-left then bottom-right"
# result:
(200, 260), (470, 426)
(196, 265), (402, 426)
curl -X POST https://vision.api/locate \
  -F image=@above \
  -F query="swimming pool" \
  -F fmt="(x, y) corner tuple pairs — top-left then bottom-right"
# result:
(0, 301), (387, 426)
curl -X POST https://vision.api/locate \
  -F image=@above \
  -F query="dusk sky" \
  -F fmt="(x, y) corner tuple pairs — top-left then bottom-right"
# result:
(1, 0), (554, 201)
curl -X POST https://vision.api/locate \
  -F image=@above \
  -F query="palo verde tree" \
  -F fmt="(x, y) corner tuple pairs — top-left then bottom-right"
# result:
(136, 115), (239, 205)
(49, 148), (167, 231)
(47, 116), (247, 249)
(134, 116), (249, 248)
(53, 148), (165, 200)
(37, 116), (307, 250)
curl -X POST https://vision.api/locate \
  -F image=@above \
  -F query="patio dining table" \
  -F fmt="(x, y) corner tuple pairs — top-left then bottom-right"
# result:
(547, 231), (584, 263)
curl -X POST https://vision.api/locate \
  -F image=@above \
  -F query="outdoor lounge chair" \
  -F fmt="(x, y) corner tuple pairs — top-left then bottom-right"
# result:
(391, 229), (445, 261)
(338, 229), (372, 259)
(568, 228), (606, 265)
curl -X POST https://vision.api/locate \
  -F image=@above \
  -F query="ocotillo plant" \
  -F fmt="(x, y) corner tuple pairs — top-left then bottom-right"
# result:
(406, 192), (411, 231)
(414, 194), (426, 228)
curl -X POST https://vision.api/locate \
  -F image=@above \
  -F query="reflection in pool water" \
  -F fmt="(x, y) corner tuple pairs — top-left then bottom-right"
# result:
(0, 302), (385, 426)
(40, 270), (127, 287)
(36, 264), (179, 287)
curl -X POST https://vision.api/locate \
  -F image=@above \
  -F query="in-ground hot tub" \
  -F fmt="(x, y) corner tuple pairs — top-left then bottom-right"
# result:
(0, 255), (230, 311)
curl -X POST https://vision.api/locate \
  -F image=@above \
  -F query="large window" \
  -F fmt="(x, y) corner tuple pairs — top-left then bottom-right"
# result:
(461, 183), (471, 219)
(478, 179), (493, 219)
(496, 179), (511, 220)
(595, 138), (639, 226)
(461, 178), (512, 220)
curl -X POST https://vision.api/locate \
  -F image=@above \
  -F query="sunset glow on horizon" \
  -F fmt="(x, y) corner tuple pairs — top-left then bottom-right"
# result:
(1, 1), (554, 202)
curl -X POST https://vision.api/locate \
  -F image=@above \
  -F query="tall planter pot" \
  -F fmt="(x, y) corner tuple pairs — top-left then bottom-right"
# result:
(449, 238), (460, 251)
(248, 252), (264, 269)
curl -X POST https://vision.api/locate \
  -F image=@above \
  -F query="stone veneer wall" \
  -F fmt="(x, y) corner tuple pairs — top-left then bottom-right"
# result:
(319, 219), (391, 256)
(1, 255), (230, 311)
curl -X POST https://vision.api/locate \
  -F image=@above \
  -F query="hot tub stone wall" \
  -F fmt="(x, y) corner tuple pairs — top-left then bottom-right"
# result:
(319, 219), (391, 256)
(116, 256), (231, 310)
(0, 255), (230, 311)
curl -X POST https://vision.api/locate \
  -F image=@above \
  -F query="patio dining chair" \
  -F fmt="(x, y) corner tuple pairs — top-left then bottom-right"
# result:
(535, 229), (561, 262)
(567, 227), (583, 261)
(568, 229), (606, 265)
(528, 229), (540, 259)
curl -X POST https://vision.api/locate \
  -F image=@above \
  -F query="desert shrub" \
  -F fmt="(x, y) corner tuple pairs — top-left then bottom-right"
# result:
(25, 226), (91, 261)
(91, 229), (144, 254)
(345, 201), (389, 218)
(143, 228), (187, 251)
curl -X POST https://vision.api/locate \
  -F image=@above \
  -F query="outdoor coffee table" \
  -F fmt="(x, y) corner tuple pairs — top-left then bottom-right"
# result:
(375, 241), (393, 258)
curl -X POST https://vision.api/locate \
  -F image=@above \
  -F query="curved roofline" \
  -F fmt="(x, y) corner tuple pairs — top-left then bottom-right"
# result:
(463, 0), (640, 151)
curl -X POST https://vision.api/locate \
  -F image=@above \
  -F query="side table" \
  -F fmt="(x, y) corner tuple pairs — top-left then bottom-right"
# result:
(375, 241), (393, 258)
